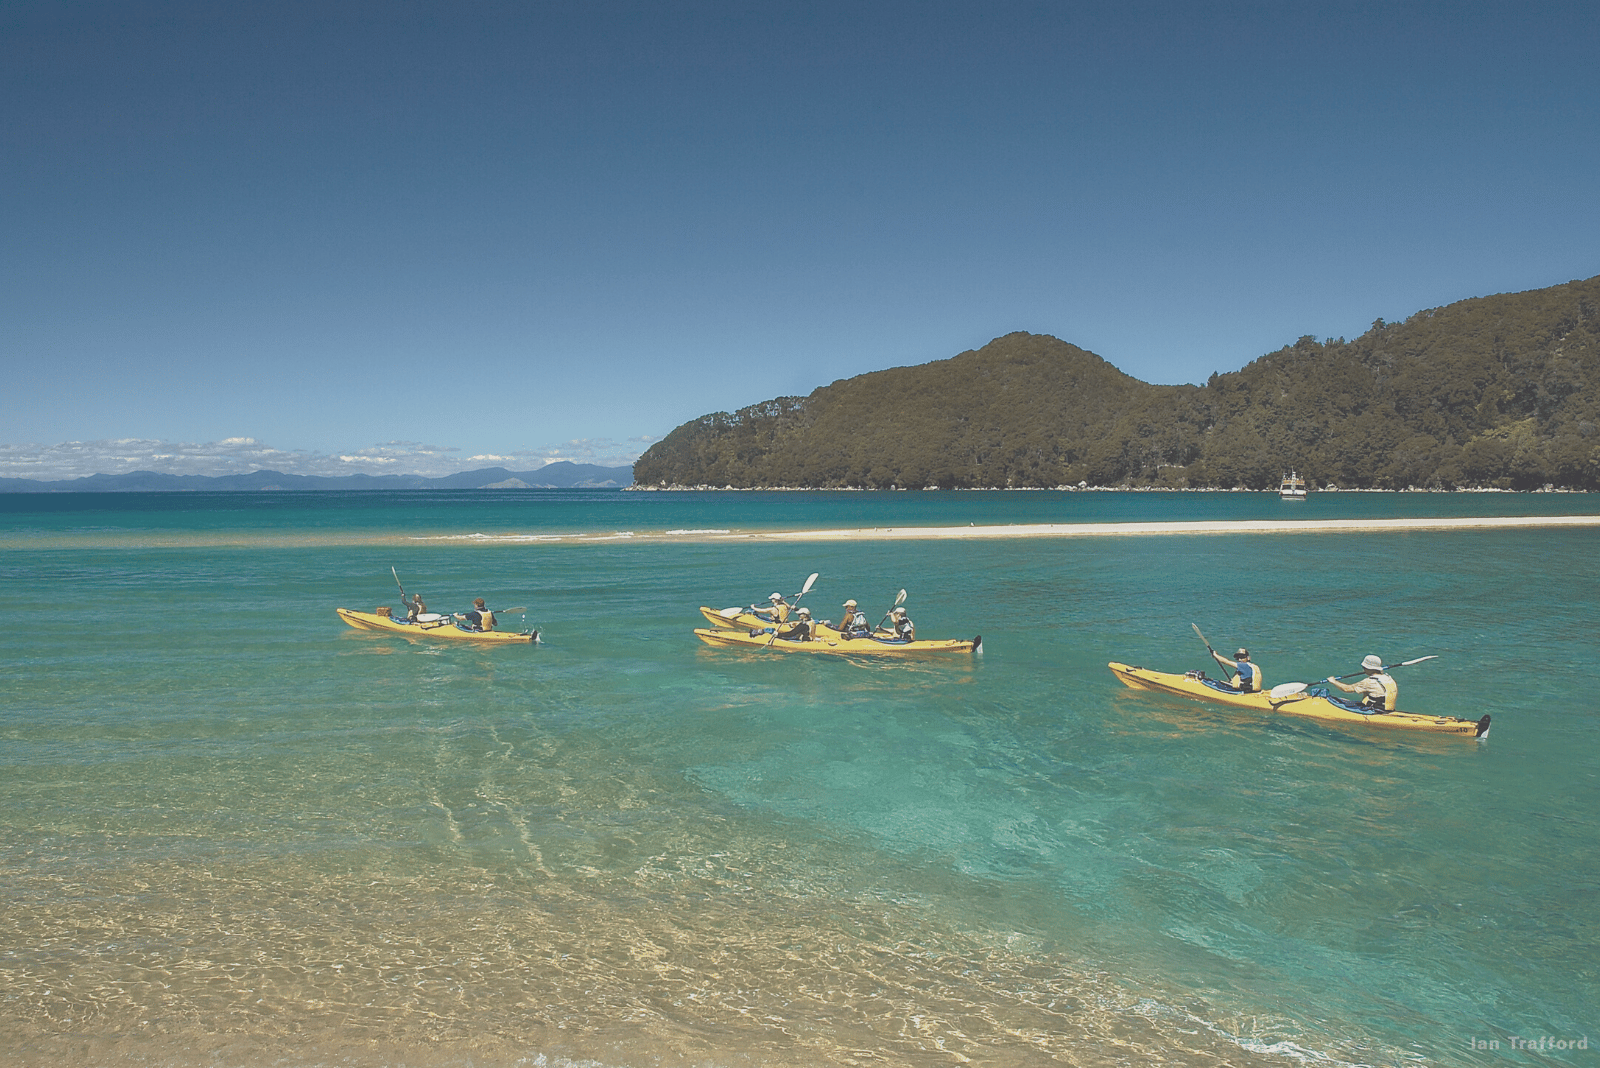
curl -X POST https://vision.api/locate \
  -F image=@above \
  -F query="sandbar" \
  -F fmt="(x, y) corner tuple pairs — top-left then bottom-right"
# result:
(718, 515), (1600, 541)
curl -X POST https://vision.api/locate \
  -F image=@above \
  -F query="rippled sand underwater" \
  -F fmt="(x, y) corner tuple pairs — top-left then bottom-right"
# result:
(5, 835), (1316, 1068)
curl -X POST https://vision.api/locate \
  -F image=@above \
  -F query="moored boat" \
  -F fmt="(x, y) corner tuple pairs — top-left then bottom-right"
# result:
(1108, 661), (1489, 738)
(696, 627), (981, 656)
(337, 608), (539, 644)
(1279, 470), (1308, 500)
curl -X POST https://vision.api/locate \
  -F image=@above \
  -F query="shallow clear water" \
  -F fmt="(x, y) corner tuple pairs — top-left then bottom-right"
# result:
(2, 491), (1597, 1067)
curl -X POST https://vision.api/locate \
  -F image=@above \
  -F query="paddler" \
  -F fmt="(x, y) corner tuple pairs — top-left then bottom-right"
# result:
(1327, 655), (1397, 710)
(750, 593), (790, 623)
(888, 606), (915, 641)
(401, 591), (427, 621)
(775, 607), (813, 641)
(1210, 646), (1262, 692)
(455, 598), (497, 632)
(834, 599), (869, 638)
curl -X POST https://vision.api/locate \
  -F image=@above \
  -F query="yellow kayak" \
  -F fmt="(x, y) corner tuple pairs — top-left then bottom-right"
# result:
(1108, 662), (1490, 738)
(697, 605), (897, 640)
(700, 605), (780, 629)
(695, 627), (981, 656)
(337, 608), (539, 644)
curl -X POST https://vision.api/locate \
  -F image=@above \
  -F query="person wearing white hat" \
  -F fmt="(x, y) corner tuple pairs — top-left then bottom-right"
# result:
(1209, 645), (1262, 692)
(1327, 655), (1398, 710)
(775, 606), (813, 641)
(888, 605), (915, 641)
(834, 598), (869, 638)
(750, 592), (790, 623)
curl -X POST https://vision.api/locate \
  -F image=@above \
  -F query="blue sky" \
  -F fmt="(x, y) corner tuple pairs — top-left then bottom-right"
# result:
(4, 0), (1597, 480)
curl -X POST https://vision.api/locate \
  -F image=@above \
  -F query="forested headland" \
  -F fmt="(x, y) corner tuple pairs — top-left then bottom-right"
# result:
(633, 274), (1600, 491)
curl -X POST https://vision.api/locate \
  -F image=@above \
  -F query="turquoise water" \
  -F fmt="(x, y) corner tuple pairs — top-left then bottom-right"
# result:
(2, 491), (1597, 1067)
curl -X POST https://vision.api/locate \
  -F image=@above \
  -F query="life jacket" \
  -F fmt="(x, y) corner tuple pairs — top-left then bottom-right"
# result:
(1232, 660), (1262, 692)
(894, 618), (914, 641)
(1363, 673), (1398, 711)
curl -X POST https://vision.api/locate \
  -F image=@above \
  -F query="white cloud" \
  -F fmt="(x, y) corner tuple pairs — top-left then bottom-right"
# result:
(0, 435), (650, 481)
(531, 438), (652, 467)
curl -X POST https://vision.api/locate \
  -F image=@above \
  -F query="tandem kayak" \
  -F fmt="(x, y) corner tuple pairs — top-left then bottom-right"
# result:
(1108, 662), (1489, 738)
(337, 608), (539, 644)
(697, 605), (894, 641)
(695, 627), (981, 656)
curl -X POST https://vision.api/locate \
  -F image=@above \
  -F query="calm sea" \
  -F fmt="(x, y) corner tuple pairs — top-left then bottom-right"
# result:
(2, 490), (1597, 1068)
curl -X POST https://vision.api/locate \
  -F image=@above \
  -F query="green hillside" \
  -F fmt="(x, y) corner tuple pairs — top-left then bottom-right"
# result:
(634, 275), (1600, 490)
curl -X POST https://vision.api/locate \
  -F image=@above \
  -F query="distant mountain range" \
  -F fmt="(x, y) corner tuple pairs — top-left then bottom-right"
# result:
(0, 461), (635, 493)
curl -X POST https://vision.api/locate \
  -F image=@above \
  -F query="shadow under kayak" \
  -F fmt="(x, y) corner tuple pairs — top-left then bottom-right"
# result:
(336, 608), (539, 644)
(1108, 662), (1490, 739)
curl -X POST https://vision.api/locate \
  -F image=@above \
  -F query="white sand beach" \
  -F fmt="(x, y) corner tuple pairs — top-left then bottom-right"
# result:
(723, 514), (1600, 541)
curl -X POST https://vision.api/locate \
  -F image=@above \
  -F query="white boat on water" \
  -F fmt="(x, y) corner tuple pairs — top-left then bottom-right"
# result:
(1280, 470), (1308, 500)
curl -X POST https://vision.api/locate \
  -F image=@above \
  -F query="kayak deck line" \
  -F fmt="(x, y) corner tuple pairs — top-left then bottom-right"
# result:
(723, 515), (1600, 541)
(1108, 661), (1490, 738)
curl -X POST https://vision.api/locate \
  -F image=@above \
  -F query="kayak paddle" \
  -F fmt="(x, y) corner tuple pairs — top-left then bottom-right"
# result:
(1331, 654), (1438, 680)
(877, 588), (907, 631)
(768, 572), (818, 647)
(1271, 655), (1439, 701)
(791, 572), (820, 608)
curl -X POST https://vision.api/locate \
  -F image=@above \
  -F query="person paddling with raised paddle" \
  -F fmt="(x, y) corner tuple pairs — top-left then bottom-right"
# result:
(761, 573), (818, 646)
(1193, 624), (1263, 693)
(774, 606), (814, 642)
(749, 592), (791, 624)
(1326, 654), (1398, 711)
(1210, 646), (1262, 693)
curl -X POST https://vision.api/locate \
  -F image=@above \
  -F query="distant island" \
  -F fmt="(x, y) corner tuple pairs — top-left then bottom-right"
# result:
(0, 461), (634, 493)
(633, 274), (1600, 491)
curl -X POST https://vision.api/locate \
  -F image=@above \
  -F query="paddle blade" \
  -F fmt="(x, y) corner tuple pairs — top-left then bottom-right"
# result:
(894, 588), (906, 606)
(1270, 682), (1308, 700)
(717, 606), (742, 618)
(799, 572), (819, 596)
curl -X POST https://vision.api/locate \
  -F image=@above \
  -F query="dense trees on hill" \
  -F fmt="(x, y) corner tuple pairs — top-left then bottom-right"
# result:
(633, 275), (1600, 490)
